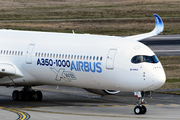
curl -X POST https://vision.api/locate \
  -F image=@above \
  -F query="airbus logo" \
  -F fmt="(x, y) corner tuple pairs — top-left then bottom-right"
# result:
(37, 58), (102, 73)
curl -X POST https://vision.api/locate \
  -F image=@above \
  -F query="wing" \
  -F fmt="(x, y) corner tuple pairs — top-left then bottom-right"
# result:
(123, 14), (164, 41)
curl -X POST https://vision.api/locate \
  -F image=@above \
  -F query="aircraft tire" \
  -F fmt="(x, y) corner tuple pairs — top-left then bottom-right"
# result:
(134, 106), (147, 114)
(141, 105), (147, 114)
(19, 91), (25, 101)
(12, 90), (19, 101)
(35, 91), (43, 101)
(134, 106), (141, 114)
(24, 91), (33, 101)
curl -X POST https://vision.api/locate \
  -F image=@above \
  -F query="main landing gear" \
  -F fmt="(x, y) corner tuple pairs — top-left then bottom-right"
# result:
(134, 91), (147, 115)
(12, 86), (43, 101)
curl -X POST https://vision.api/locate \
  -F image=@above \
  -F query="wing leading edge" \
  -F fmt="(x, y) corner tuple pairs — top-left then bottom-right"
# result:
(123, 14), (164, 41)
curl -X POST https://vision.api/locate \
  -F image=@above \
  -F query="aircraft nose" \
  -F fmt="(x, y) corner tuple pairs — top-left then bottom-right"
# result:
(153, 66), (166, 89)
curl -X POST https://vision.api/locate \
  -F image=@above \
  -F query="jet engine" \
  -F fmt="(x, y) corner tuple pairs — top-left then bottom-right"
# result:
(84, 89), (120, 95)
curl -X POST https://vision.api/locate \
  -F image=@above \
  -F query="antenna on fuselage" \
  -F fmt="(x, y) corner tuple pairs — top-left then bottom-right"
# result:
(72, 30), (75, 34)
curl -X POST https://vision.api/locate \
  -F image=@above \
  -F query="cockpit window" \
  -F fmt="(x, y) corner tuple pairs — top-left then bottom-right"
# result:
(144, 56), (154, 63)
(152, 55), (159, 63)
(131, 55), (159, 64)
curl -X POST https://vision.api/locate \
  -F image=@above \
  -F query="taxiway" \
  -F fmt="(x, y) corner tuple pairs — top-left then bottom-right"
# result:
(0, 86), (180, 120)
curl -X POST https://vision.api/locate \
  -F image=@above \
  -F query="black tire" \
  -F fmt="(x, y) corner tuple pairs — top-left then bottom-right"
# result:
(141, 105), (147, 114)
(31, 90), (36, 101)
(12, 90), (19, 101)
(134, 106), (141, 114)
(24, 91), (33, 101)
(19, 91), (25, 101)
(35, 91), (43, 101)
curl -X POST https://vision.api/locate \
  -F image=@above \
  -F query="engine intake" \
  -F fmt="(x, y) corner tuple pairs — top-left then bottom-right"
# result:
(84, 89), (120, 95)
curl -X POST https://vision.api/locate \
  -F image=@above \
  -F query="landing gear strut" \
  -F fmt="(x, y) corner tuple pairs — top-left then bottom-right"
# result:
(12, 86), (43, 101)
(134, 91), (147, 114)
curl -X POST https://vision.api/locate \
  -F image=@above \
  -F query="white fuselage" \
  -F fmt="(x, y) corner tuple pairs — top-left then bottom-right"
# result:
(0, 30), (166, 92)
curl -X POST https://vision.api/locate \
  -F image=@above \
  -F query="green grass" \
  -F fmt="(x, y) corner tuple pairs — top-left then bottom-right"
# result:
(0, 0), (180, 35)
(166, 79), (180, 83)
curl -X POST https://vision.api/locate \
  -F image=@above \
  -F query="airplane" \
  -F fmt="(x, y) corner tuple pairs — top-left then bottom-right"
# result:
(0, 14), (165, 115)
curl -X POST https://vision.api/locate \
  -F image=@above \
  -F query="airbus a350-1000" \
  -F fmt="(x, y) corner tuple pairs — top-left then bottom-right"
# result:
(0, 14), (165, 114)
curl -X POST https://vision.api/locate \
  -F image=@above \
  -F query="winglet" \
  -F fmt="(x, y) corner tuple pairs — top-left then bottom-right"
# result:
(152, 14), (164, 34)
(123, 14), (164, 41)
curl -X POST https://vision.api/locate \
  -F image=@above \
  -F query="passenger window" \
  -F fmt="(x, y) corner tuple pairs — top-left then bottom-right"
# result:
(47, 53), (49, 57)
(83, 56), (85, 60)
(93, 56), (95, 60)
(9, 51), (11, 55)
(4, 50), (5, 54)
(100, 57), (102, 61)
(68, 55), (70, 59)
(53, 54), (55, 58)
(80, 55), (82, 60)
(6, 50), (8, 55)
(50, 54), (52, 58)
(15, 51), (17, 55)
(74, 55), (76, 59)
(59, 54), (61, 58)
(56, 54), (58, 58)
(21, 51), (23, 56)
(1, 50), (2, 54)
(44, 53), (46, 57)
(65, 54), (67, 59)
(97, 56), (99, 61)
(12, 51), (14, 55)
(41, 53), (43, 57)
(38, 53), (40, 57)
(71, 55), (73, 59)
(18, 51), (20, 55)
(90, 56), (92, 60)
(86, 56), (88, 60)
(62, 54), (64, 58)
(77, 55), (79, 59)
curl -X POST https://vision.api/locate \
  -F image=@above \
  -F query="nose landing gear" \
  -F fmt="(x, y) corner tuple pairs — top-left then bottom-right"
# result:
(134, 104), (147, 114)
(12, 86), (43, 101)
(134, 91), (147, 114)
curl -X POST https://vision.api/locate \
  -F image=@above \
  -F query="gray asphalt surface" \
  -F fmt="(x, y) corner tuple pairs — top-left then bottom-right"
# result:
(0, 86), (180, 120)
(141, 35), (180, 56)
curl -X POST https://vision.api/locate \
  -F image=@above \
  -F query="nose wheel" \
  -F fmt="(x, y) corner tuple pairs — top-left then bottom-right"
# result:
(134, 105), (147, 114)
(134, 91), (147, 115)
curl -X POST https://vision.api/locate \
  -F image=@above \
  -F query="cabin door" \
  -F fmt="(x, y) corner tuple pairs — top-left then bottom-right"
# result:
(106, 49), (117, 69)
(26, 44), (35, 64)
